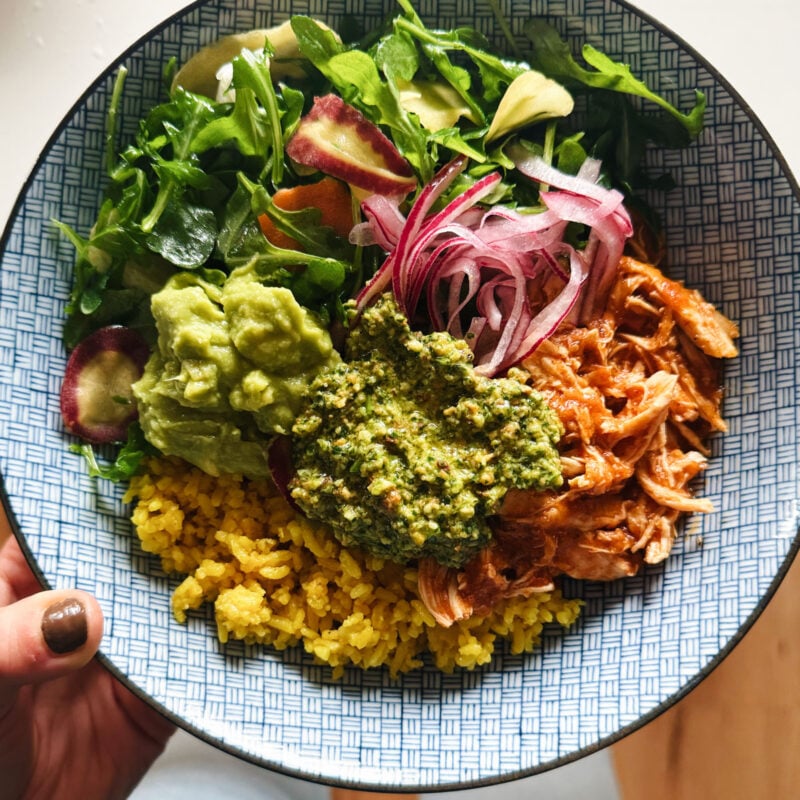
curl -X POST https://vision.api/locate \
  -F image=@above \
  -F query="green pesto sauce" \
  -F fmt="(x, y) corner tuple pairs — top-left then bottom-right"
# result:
(289, 294), (564, 568)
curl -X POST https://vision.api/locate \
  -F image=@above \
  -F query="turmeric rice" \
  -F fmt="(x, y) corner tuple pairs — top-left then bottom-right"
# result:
(125, 456), (581, 677)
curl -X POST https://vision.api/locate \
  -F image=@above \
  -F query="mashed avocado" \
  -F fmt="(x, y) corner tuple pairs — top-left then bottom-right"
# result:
(133, 268), (339, 477)
(289, 294), (564, 568)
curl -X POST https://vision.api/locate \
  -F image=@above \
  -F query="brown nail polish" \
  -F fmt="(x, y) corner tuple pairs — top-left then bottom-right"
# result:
(41, 598), (88, 655)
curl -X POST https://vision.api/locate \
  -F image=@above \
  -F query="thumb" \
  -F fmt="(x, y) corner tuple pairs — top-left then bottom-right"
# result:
(0, 589), (104, 702)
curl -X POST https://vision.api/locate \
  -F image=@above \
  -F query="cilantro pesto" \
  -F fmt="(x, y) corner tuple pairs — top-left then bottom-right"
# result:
(289, 294), (564, 568)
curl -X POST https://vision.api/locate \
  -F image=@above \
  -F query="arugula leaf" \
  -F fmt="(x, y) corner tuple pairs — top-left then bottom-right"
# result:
(231, 175), (353, 287)
(485, 0), (524, 61)
(54, 218), (133, 319)
(524, 19), (705, 139)
(554, 132), (589, 174)
(288, 16), (345, 73)
(105, 66), (128, 176)
(277, 83), (305, 140)
(394, 0), (524, 104)
(374, 29), (419, 83)
(109, 169), (149, 226)
(138, 91), (219, 234)
(216, 183), (264, 263)
(144, 89), (219, 154)
(70, 422), (156, 483)
(227, 47), (286, 186)
(217, 174), (358, 318)
(428, 127), (487, 162)
(255, 196), (351, 258)
(189, 85), (271, 157)
(291, 260), (348, 309)
(146, 197), (218, 268)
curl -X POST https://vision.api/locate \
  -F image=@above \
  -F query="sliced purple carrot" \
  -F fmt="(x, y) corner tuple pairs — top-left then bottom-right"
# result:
(286, 94), (417, 197)
(60, 326), (150, 444)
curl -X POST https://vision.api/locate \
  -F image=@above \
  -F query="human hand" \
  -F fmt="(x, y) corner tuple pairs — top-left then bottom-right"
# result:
(0, 521), (175, 800)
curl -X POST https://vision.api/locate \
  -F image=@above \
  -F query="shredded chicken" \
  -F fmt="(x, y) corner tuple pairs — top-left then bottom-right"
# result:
(419, 256), (739, 626)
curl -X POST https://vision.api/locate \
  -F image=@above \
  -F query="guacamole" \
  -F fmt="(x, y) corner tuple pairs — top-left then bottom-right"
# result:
(289, 294), (564, 568)
(133, 268), (339, 477)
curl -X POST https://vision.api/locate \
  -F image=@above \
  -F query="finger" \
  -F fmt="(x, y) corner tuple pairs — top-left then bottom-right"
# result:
(0, 590), (103, 704)
(0, 535), (44, 605)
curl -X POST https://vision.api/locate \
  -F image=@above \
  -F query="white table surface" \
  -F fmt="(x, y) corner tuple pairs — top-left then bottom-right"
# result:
(1, 1), (797, 797)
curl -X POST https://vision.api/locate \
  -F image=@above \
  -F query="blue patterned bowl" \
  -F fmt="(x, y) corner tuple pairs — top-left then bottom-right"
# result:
(1, 0), (798, 791)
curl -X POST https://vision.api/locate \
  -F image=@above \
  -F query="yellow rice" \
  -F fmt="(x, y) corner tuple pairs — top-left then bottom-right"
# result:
(125, 457), (582, 678)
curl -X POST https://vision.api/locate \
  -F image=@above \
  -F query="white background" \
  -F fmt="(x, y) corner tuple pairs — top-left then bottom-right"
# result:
(1, 0), (798, 797)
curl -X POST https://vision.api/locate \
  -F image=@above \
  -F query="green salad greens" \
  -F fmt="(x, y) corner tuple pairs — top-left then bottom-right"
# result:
(58, 0), (705, 484)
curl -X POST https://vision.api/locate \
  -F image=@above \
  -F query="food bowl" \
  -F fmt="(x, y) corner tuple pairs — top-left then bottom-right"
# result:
(1, 0), (798, 791)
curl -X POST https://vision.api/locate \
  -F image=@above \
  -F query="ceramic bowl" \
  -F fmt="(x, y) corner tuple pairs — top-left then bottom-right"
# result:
(1, 0), (798, 791)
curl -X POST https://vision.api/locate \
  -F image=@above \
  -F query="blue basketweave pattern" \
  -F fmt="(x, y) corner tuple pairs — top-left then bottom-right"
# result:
(1, 0), (799, 790)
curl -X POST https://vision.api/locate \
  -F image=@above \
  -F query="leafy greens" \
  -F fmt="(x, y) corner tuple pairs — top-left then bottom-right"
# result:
(57, 0), (706, 480)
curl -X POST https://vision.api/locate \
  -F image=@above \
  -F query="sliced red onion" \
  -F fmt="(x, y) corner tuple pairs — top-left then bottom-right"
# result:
(355, 156), (632, 375)
(355, 162), (463, 310)
(577, 156), (602, 183)
(427, 253), (482, 334)
(476, 247), (589, 375)
(539, 190), (632, 322)
(355, 251), (395, 309)
(514, 154), (623, 212)
(390, 156), (469, 312)
(352, 194), (406, 250)
(397, 171), (501, 317)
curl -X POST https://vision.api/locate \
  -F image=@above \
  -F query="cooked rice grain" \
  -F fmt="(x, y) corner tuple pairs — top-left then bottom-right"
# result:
(126, 458), (581, 677)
